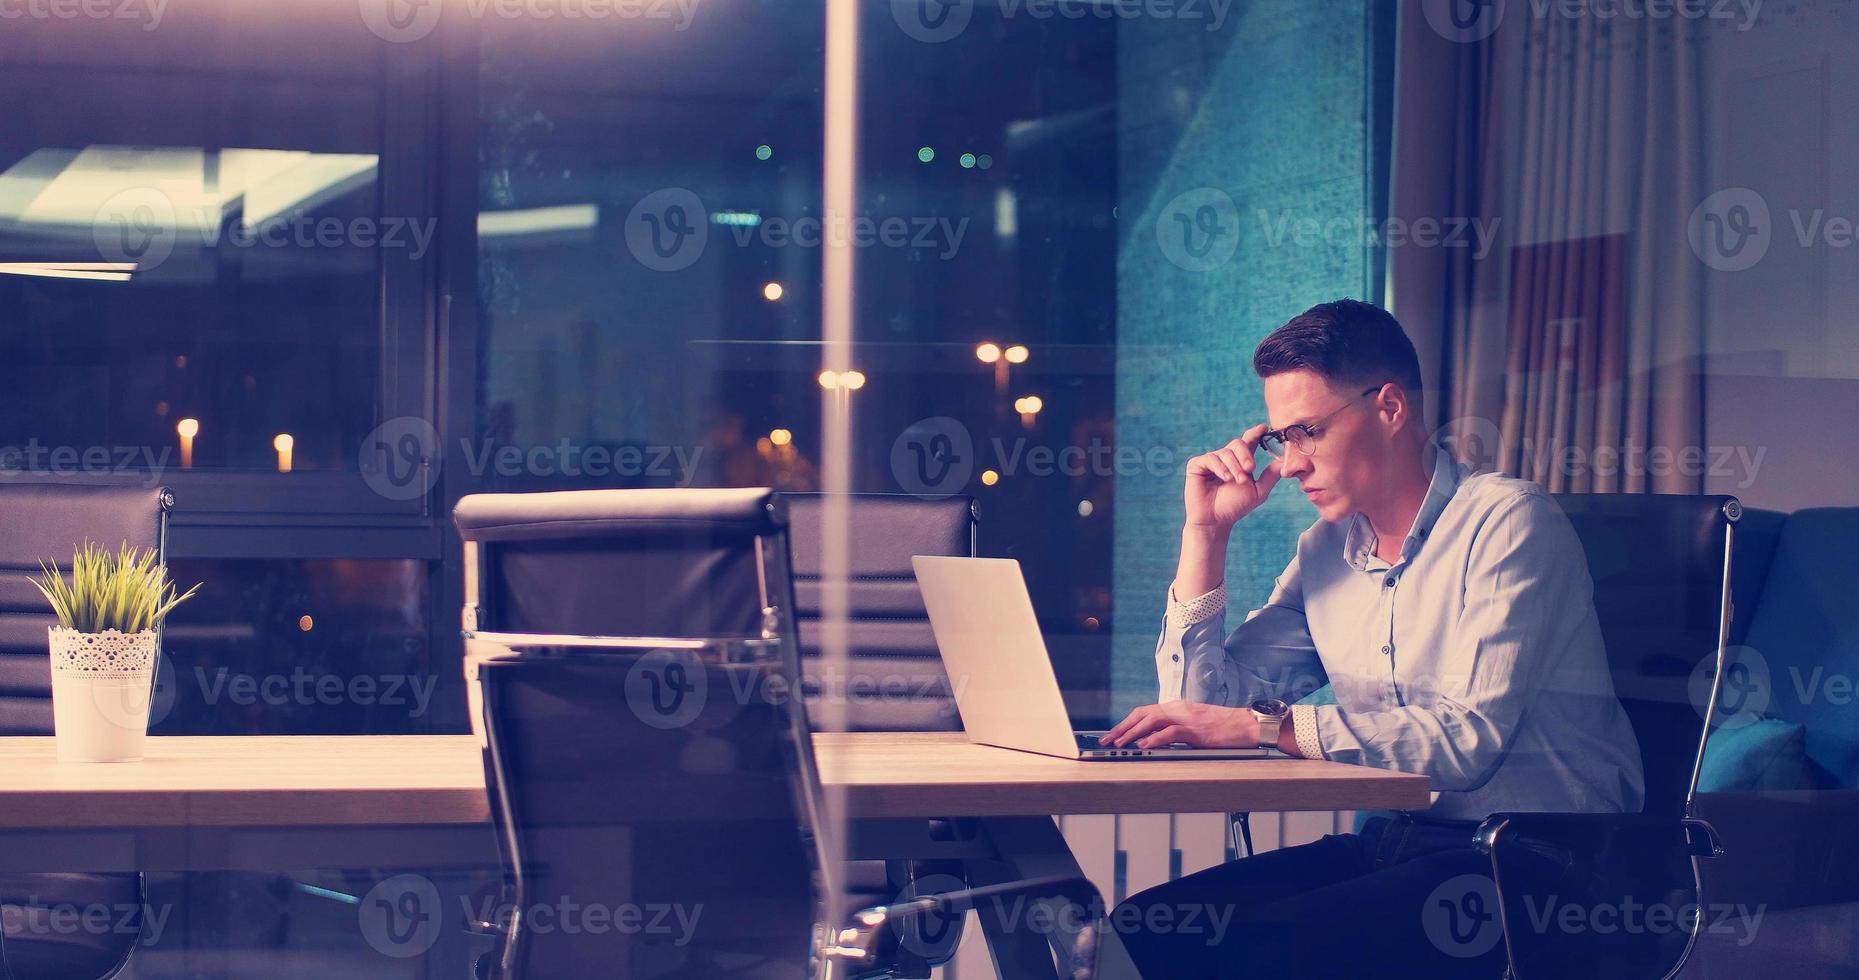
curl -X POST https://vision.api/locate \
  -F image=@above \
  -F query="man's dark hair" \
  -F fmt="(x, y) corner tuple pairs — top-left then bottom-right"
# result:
(1252, 299), (1423, 394)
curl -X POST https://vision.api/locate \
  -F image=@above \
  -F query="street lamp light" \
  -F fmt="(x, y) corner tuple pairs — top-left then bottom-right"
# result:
(976, 341), (1030, 417)
(1013, 395), (1043, 429)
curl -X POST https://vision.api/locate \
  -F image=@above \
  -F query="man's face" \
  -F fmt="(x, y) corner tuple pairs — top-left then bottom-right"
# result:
(1261, 369), (1394, 522)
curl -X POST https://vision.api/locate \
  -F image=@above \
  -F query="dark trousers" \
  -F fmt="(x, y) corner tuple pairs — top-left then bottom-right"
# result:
(1115, 815), (1506, 979)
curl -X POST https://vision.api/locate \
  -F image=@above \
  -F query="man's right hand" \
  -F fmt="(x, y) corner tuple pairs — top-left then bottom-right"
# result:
(1184, 423), (1283, 531)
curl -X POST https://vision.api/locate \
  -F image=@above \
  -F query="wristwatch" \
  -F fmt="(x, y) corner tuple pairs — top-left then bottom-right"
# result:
(1250, 698), (1289, 749)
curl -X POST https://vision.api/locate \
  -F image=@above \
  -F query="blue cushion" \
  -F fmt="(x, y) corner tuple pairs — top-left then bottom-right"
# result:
(1296, 683), (1337, 706)
(1697, 718), (1819, 792)
(1741, 508), (1859, 787)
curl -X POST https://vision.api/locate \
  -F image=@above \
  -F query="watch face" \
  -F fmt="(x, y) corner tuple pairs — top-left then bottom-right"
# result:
(1250, 698), (1288, 717)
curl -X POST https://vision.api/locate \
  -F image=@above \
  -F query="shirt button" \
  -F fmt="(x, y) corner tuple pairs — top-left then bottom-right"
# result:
(1383, 577), (1395, 588)
(1381, 644), (1392, 656)
(1171, 654), (1181, 662)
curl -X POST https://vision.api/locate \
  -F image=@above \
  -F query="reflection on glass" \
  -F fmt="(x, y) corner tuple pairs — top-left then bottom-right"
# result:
(0, 144), (389, 472)
(157, 559), (435, 735)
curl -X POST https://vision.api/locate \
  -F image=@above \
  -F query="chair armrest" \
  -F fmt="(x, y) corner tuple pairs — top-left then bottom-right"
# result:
(1474, 812), (1723, 865)
(1472, 813), (1721, 980)
(823, 874), (1102, 980)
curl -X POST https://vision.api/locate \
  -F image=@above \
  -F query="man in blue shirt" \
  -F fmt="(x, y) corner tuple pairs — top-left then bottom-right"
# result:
(1102, 299), (1642, 978)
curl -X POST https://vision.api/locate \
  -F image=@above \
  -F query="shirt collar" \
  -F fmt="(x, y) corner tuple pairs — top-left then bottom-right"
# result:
(1343, 444), (1466, 571)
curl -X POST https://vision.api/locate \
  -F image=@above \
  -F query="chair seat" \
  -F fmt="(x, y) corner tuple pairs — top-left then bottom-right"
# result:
(1, 873), (143, 980)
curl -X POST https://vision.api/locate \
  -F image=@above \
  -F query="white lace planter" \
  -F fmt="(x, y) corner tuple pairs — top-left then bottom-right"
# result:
(49, 627), (158, 762)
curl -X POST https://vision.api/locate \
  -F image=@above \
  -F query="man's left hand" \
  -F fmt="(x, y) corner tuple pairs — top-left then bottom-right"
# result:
(1103, 701), (1257, 749)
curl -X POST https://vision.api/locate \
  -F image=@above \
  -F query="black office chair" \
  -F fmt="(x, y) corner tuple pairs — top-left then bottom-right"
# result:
(454, 488), (1101, 979)
(782, 494), (978, 976)
(0, 482), (170, 980)
(781, 493), (974, 733)
(1474, 494), (1740, 980)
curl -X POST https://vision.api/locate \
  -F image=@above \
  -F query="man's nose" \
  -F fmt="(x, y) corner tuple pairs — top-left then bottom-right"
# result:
(1278, 451), (1313, 479)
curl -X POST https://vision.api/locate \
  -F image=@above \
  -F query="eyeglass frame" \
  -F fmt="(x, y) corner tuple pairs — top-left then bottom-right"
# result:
(1259, 386), (1384, 459)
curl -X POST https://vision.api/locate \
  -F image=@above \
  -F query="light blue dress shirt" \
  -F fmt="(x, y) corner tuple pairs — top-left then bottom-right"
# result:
(1156, 450), (1645, 821)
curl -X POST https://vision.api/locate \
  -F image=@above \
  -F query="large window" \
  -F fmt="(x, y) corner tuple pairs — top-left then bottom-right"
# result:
(2, 0), (1388, 736)
(0, 1), (435, 522)
(0, 0), (447, 734)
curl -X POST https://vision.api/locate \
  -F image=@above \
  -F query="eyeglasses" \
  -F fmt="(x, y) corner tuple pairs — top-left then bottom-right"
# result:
(1259, 387), (1382, 459)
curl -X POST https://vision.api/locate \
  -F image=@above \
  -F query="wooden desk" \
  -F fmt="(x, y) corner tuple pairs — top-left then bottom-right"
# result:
(0, 732), (1427, 834)
(0, 734), (1428, 980)
(817, 731), (1428, 817)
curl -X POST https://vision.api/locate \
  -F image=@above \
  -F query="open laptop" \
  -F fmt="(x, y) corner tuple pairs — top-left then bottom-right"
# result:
(913, 555), (1271, 761)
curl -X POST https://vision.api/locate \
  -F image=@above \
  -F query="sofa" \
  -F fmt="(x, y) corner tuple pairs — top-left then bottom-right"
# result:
(1682, 506), (1859, 978)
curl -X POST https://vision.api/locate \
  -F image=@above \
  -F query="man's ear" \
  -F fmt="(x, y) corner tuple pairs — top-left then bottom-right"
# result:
(1377, 383), (1415, 435)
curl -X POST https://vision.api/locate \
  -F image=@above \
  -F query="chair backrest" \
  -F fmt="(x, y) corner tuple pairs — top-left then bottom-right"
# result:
(0, 483), (172, 735)
(455, 487), (785, 639)
(781, 493), (975, 732)
(1738, 506), (1859, 787)
(474, 641), (819, 978)
(453, 488), (833, 978)
(1550, 493), (1740, 818)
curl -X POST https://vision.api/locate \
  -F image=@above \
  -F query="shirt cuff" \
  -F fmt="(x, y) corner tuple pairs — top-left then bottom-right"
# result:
(1167, 582), (1227, 630)
(1290, 702), (1325, 760)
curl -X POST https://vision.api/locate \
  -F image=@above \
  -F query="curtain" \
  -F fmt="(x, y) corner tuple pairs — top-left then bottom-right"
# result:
(1389, 1), (1707, 493)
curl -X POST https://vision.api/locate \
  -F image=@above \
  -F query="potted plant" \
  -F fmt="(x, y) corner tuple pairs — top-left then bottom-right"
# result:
(30, 542), (199, 762)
